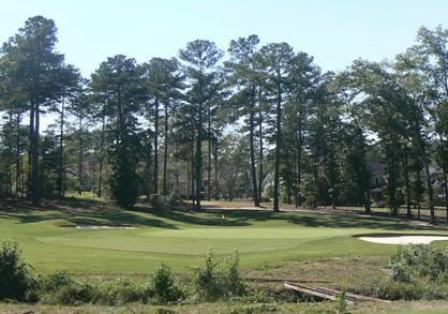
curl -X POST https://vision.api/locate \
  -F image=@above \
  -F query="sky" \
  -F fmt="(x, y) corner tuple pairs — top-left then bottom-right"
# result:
(2, 0), (448, 77)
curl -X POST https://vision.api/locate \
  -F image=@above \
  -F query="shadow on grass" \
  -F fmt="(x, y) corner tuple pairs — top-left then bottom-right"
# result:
(0, 207), (178, 229)
(1, 198), (446, 233)
(180, 209), (446, 232)
(135, 206), (251, 227)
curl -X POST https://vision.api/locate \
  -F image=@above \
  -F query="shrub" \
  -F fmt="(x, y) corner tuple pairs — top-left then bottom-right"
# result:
(223, 251), (246, 297)
(194, 252), (224, 301)
(0, 241), (33, 301)
(51, 282), (95, 305)
(377, 280), (424, 300)
(389, 245), (448, 282)
(149, 192), (181, 213)
(149, 263), (184, 303)
(42, 271), (74, 291)
(194, 251), (246, 301)
(94, 279), (147, 305)
(356, 245), (448, 301)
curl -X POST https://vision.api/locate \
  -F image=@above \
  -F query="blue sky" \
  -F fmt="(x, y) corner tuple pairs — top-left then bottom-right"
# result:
(2, 0), (448, 77)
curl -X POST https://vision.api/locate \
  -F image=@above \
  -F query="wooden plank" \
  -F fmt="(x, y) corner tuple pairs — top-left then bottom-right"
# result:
(283, 282), (336, 301)
(284, 282), (390, 303)
(318, 286), (390, 303)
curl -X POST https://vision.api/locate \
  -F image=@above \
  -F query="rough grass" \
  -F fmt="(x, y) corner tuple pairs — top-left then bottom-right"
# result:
(2, 300), (448, 313)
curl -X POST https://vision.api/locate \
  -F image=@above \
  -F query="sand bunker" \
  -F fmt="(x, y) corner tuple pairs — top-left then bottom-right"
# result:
(75, 225), (136, 230)
(358, 235), (448, 245)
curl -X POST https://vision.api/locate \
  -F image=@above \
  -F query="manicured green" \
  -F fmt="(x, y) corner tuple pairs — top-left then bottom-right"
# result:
(0, 208), (447, 274)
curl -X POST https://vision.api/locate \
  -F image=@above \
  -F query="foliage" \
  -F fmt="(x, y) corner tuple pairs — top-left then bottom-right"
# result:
(0, 241), (33, 301)
(194, 251), (223, 301)
(356, 245), (448, 301)
(50, 282), (95, 305)
(223, 251), (246, 297)
(149, 192), (181, 212)
(389, 245), (448, 282)
(194, 251), (246, 301)
(148, 263), (184, 303)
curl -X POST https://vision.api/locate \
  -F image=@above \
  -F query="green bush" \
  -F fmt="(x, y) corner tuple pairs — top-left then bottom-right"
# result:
(42, 271), (74, 291)
(149, 192), (181, 213)
(149, 263), (184, 303)
(194, 251), (246, 301)
(95, 279), (147, 305)
(223, 251), (246, 297)
(52, 282), (95, 305)
(0, 241), (33, 301)
(194, 252), (224, 301)
(377, 280), (424, 300)
(390, 245), (448, 282)
(356, 245), (448, 301)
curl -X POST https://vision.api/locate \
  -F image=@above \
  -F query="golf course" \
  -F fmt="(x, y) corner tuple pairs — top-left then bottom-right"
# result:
(1, 202), (447, 274)
(4, 201), (448, 313)
(4, 3), (448, 312)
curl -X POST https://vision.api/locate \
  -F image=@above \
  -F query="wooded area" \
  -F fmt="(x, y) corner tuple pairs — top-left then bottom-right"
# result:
(1, 16), (448, 223)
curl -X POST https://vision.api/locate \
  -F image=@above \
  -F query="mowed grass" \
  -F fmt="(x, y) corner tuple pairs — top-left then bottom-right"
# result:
(1, 204), (448, 274)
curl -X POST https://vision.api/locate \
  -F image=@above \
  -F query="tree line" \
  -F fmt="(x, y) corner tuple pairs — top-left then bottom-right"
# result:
(1, 16), (448, 222)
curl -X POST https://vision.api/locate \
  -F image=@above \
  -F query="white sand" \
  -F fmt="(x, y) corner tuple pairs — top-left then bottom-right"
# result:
(358, 235), (448, 245)
(75, 225), (136, 230)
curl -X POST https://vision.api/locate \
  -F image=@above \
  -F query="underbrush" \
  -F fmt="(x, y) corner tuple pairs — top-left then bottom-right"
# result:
(355, 245), (448, 300)
(0, 242), (247, 306)
(6, 240), (448, 308)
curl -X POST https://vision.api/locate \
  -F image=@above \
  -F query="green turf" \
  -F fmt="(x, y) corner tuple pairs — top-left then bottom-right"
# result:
(1, 207), (447, 274)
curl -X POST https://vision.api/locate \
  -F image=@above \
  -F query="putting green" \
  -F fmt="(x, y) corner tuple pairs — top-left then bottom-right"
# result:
(0, 208), (447, 274)
(37, 227), (345, 255)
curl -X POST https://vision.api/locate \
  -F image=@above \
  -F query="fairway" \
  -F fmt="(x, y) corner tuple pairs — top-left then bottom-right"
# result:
(1, 208), (447, 274)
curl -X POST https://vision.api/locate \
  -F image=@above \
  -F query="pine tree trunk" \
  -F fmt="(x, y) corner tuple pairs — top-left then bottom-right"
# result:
(97, 93), (107, 198)
(258, 110), (264, 202)
(27, 102), (34, 199)
(213, 141), (219, 199)
(57, 97), (65, 199)
(162, 102), (169, 195)
(295, 119), (303, 207)
(403, 147), (412, 217)
(191, 130), (196, 207)
(97, 112), (106, 198)
(195, 105), (203, 210)
(31, 102), (40, 206)
(146, 145), (152, 199)
(273, 82), (282, 212)
(417, 137), (435, 224)
(78, 116), (83, 195)
(249, 88), (259, 206)
(417, 169), (422, 220)
(313, 151), (319, 209)
(207, 106), (212, 201)
(444, 166), (448, 221)
(154, 98), (159, 194)
(15, 112), (22, 196)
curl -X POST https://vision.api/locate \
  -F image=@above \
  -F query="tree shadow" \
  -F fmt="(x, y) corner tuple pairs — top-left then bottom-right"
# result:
(136, 206), (251, 227)
(284, 212), (445, 232)
(0, 207), (178, 229)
